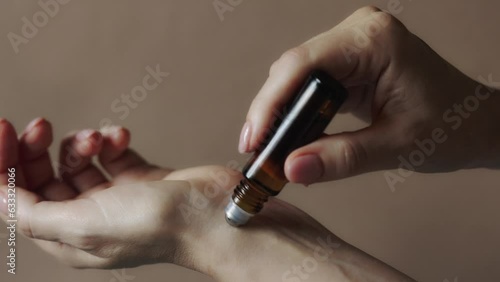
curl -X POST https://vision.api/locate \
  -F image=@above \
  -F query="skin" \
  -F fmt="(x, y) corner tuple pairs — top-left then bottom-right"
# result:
(0, 118), (413, 281)
(239, 6), (500, 185)
(0, 5), (498, 282)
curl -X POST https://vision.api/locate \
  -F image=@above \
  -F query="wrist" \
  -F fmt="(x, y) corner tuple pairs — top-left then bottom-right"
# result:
(166, 167), (413, 281)
(183, 197), (413, 282)
(185, 199), (345, 282)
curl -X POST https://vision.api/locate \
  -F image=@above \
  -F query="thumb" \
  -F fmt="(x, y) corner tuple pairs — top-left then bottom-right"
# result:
(285, 122), (398, 184)
(0, 185), (42, 237)
(0, 185), (96, 243)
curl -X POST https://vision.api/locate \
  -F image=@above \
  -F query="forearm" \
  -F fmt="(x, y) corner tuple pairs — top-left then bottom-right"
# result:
(184, 197), (414, 282)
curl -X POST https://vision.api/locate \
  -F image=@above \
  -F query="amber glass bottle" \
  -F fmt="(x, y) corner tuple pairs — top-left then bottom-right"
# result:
(225, 70), (347, 226)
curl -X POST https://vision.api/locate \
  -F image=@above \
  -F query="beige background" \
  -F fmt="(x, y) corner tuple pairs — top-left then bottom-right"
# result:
(1, 0), (500, 281)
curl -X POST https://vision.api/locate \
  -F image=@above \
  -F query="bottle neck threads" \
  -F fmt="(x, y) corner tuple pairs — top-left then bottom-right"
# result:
(232, 178), (270, 214)
(224, 179), (271, 226)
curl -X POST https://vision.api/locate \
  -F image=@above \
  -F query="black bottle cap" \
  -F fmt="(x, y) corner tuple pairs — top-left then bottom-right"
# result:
(310, 70), (348, 103)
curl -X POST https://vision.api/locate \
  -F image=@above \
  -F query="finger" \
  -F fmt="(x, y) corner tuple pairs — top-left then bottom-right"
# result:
(98, 126), (131, 164)
(19, 118), (56, 190)
(0, 185), (99, 244)
(59, 130), (108, 192)
(0, 119), (26, 187)
(18, 118), (77, 200)
(240, 47), (313, 153)
(285, 120), (399, 184)
(0, 185), (42, 229)
(98, 126), (151, 177)
(0, 186), (108, 269)
(38, 180), (78, 201)
(240, 7), (398, 153)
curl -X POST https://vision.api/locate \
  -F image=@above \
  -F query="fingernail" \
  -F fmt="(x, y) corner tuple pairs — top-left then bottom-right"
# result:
(0, 190), (8, 216)
(238, 122), (252, 153)
(76, 129), (94, 141)
(25, 117), (44, 132)
(288, 154), (324, 185)
(76, 130), (102, 153)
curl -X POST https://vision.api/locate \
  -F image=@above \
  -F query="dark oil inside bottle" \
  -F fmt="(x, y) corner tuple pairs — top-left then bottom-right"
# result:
(234, 71), (347, 213)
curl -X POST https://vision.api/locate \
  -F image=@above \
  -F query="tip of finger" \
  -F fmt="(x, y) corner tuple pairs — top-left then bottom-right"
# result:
(22, 118), (53, 144)
(76, 129), (101, 141)
(117, 127), (131, 145)
(0, 119), (17, 144)
(25, 117), (48, 131)
(102, 126), (130, 147)
(0, 118), (14, 129)
(76, 130), (103, 155)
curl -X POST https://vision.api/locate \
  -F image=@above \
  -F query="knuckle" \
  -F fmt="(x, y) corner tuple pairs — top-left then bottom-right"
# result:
(18, 222), (35, 239)
(335, 138), (366, 177)
(71, 229), (100, 251)
(278, 46), (310, 68)
(371, 12), (407, 43)
(379, 12), (406, 35)
(354, 8), (409, 50)
(18, 210), (36, 239)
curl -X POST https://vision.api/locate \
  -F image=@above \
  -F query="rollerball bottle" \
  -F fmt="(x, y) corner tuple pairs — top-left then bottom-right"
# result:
(225, 70), (347, 226)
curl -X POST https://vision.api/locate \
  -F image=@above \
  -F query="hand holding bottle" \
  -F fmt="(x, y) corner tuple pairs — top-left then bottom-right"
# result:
(239, 6), (500, 185)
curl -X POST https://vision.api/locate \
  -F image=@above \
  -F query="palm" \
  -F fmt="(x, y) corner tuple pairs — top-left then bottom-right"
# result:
(0, 118), (243, 268)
